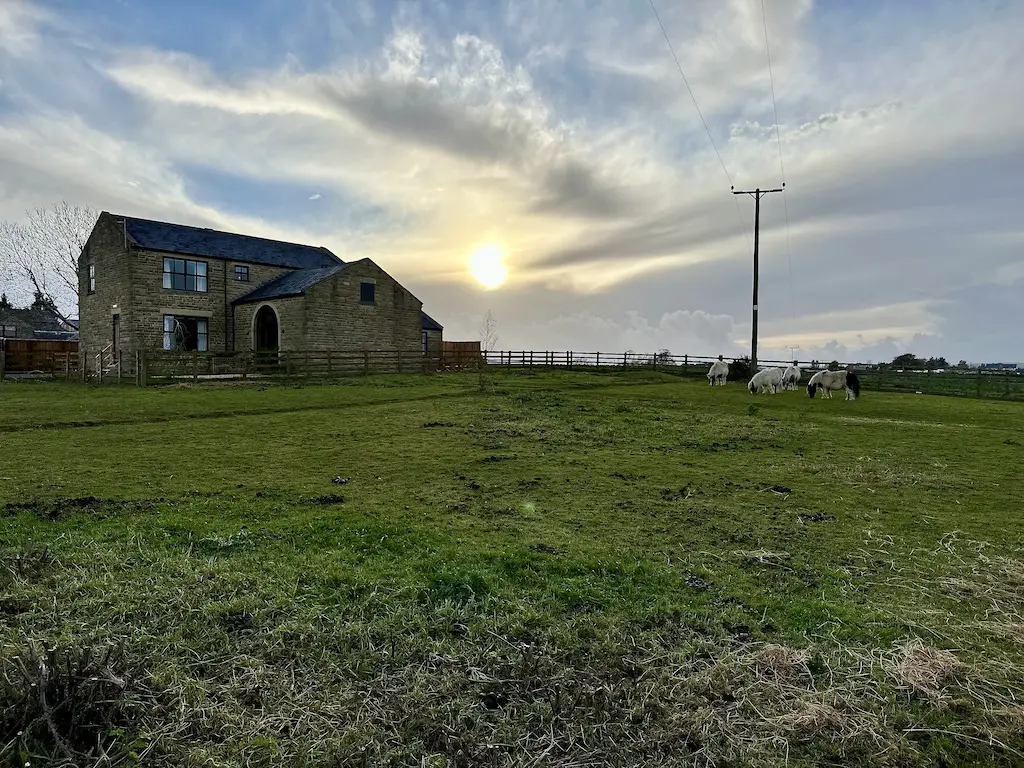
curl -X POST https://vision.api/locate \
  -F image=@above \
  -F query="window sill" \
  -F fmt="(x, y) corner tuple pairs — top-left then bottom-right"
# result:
(360, 301), (376, 306)
(162, 288), (209, 295)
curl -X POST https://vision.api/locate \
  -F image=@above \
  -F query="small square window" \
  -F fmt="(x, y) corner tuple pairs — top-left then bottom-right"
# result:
(360, 281), (375, 304)
(234, 265), (249, 282)
(1, 325), (16, 338)
(88, 264), (95, 294)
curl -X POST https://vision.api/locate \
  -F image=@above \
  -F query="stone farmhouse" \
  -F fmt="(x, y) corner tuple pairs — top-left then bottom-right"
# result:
(77, 213), (443, 368)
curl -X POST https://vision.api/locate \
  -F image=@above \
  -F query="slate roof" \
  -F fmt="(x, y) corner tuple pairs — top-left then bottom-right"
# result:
(116, 214), (343, 270)
(233, 265), (346, 305)
(0, 306), (67, 335)
(421, 311), (443, 331)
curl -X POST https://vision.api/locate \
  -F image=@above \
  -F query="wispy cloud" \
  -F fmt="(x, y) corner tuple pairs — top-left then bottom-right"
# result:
(0, 0), (1022, 359)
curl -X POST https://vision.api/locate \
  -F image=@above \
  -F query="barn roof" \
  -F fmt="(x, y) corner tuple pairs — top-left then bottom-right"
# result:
(113, 214), (343, 270)
(232, 265), (346, 305)
(421, 311), (443, 331)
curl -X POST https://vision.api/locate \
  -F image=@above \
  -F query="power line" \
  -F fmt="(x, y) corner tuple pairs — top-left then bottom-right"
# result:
(648, 0), (750, 245)
(760, 0), (797, 326)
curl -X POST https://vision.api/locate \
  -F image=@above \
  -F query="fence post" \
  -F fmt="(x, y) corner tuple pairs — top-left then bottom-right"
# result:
(653, 353), (657, 371)
(363, 351), (369, 376)
(976, 370), (982, 398)
(140, 351), (148, 387)
(595, 351), (600, 368)
(0, 346), (5, 380)
(327, 351), (333, 376)
(623, 352), (627, 367)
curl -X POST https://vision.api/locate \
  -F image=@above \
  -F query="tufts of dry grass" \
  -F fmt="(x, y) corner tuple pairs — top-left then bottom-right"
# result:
(885, 640), (964, 697)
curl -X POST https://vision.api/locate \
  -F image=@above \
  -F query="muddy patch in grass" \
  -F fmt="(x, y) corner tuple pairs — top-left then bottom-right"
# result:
(480, 454), (516, 463)
(2, 496), (163, 521)
(304, 494), (346, 505)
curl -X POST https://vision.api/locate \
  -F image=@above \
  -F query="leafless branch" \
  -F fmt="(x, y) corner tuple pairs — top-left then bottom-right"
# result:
(0, 201), (98, 322)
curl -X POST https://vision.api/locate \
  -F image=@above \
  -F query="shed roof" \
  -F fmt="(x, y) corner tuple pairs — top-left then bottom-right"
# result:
(113, 214), (343, 270)
(421, 311), (443, 331)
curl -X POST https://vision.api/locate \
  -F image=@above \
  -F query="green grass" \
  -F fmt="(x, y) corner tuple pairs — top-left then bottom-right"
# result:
(2, 372), (1023, 766)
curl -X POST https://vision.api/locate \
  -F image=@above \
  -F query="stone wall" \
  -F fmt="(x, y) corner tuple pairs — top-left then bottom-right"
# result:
(424, 328), (443, 358)
(129, 250), (291, 353)
(78, 215), (135, 364)
(302, 259), (423, 352)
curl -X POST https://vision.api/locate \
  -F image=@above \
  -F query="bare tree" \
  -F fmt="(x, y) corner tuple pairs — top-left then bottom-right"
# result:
(479, 310), (498, 352)
(0, 201), (98, 323)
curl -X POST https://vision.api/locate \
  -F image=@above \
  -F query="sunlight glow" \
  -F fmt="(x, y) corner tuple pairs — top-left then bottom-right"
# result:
(468, 245), (508, 289)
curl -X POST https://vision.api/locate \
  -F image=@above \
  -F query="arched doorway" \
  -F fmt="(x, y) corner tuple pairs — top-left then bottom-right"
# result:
(253, 305), (279, 354)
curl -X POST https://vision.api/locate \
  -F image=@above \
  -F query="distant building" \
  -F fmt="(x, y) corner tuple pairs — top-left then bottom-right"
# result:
(0, 293), (79, 341)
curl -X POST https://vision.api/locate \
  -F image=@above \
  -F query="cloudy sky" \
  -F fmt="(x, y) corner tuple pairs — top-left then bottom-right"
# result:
(1, 0), (1022, 363)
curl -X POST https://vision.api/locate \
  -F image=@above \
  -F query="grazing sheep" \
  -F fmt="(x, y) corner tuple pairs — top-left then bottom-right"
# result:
(748, 367), (785, 395)
(782, 363), (802, 390)
(707, 358), (729, 386)
(807, 369), (861, 400)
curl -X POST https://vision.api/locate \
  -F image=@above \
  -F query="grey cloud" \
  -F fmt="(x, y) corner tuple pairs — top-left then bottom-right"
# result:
(528, 159), (638, 219)
(318, 77), (529, 165)
(318, 75), (644, 222)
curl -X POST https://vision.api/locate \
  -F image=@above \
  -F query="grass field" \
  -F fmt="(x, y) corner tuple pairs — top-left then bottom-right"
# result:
(2, 372), (1023, 766)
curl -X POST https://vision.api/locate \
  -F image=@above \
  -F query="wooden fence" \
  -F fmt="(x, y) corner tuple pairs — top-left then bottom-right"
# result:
(4, 341), (1019, 401)
(442, 341), (482, 371)
(477, 351), (1024, 401)
(0, 338), (80, 378)
(137, 349), (443, 385)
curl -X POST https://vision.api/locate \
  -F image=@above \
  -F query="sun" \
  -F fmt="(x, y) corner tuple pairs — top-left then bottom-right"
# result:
(468, 245), (508, 289)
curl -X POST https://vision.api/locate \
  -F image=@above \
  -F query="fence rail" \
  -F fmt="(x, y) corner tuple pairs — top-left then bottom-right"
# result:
(138, 349), (443, 385)
(478, 350), (1024, 401)
(3, 342), (1020, 401)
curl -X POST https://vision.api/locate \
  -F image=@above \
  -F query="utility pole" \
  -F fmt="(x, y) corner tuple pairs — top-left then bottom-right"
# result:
(732, 184), (784, 372)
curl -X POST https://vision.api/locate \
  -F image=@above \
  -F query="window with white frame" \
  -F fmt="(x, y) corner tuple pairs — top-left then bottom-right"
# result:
(162, 258), (208, 292)
(162, 315), (208, 351)
(88, 264), (95, 294)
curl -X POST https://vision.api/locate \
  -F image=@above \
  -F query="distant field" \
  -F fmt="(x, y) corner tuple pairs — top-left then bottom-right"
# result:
(2, 372), (1023, 766)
